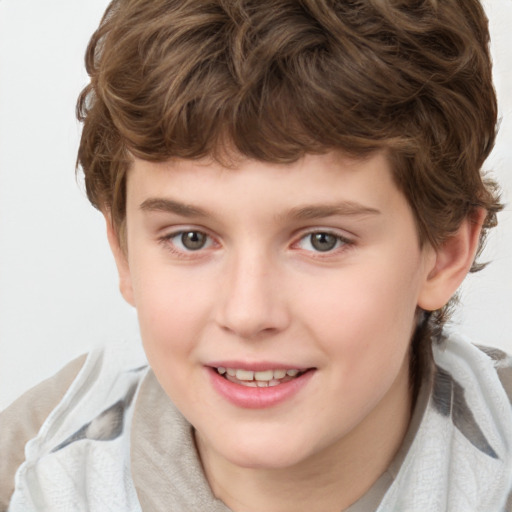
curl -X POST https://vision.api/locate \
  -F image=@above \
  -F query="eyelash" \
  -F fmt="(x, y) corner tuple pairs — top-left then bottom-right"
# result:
(158, 229), (216, 258)
(293, 230), (354, 256)
(158, 229), (354, 258)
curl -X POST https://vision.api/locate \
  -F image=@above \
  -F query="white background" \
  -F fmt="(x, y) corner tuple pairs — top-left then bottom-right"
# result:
(0, 0), (511, 411)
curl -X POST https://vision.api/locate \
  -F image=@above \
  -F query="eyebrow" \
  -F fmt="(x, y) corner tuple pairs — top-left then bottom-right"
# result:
(285, 202), (381, 220)
(139, 197), (381, 220)
(140, 198), (210, 218)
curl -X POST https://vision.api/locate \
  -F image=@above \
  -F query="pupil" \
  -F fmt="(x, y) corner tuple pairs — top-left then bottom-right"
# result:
(311, 233), (337, 252)
(181, 231), (206, 250)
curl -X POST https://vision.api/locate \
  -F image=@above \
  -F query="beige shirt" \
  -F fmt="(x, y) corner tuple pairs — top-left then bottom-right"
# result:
(2, 344), (511, 511)
(0, 354), (433, 512)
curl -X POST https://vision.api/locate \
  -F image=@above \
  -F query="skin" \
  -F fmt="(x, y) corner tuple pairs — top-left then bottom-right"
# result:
(107, 151), (482, 512)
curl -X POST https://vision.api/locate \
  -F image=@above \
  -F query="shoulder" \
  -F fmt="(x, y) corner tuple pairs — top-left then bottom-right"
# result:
(476, 344), (512, 404)
(2, 340), (148, 512)
(6, 342), (148, 512)
(425, 333), (512, 511)
(0, 354), (87, 512)
(476, 345), (512, 511)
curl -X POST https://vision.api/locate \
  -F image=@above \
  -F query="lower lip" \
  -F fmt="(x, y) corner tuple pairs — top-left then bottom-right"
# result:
(207, 368), (315, 409)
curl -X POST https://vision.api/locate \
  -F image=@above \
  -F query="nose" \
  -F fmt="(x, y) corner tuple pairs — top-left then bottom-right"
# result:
(216, 249), (290, 339)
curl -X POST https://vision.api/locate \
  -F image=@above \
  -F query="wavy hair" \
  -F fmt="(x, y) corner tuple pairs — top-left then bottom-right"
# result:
(77, 0), (503, 379)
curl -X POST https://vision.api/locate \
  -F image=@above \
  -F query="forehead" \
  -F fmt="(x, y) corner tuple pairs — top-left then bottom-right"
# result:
(125, 151), (402, 211)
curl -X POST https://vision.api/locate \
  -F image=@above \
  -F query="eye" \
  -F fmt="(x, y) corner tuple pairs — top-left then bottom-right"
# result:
(166, 230), (213, 251)
(297, 232), (348, 252)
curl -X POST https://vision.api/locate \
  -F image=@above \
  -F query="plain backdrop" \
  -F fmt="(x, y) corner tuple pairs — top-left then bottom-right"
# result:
(0, 0), (511, 411)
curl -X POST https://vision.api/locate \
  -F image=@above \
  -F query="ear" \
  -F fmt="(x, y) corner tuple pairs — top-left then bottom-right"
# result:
(418, 209), (486, 312)
(104, 213), (136, 307)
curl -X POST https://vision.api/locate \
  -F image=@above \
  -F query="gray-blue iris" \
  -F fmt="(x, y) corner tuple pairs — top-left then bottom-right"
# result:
(311, 233), (337, 252)
(182, 231), (207, 250)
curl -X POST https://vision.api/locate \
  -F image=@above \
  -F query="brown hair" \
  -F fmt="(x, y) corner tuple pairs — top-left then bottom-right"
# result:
(76, 0), (502, 353)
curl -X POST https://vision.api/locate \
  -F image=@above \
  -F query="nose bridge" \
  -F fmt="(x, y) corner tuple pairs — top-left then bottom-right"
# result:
(217, 244), (288, 338)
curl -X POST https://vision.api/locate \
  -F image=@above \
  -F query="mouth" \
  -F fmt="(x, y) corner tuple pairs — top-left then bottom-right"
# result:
(208, 364), (316, 408)
(213, 366), (309, 387)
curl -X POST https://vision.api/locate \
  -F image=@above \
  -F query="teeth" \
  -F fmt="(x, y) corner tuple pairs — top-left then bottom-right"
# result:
(235, 369), (254, 381)
(254, 370), (273, 381)
(217, 367), (303, 383)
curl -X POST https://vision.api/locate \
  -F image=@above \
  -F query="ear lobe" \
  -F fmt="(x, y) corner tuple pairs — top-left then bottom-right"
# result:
(418, 209), (486, 312)
(104, 213), (135, 307)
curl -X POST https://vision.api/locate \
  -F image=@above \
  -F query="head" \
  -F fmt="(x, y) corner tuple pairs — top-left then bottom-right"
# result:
(78, 0), (501, 303)
(76, 0), (501, 476)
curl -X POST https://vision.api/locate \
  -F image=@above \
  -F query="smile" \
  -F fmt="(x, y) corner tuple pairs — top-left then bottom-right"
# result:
(208, 365), (315, 409)
(216, 367), (304, 387)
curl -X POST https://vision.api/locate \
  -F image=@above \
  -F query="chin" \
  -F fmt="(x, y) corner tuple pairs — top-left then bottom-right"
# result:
(218, 436), (315, 471)
(230, 453), (304, 471)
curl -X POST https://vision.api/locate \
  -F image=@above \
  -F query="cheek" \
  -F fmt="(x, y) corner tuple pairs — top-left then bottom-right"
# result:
(296, 255), (422, 366)
(134, 275), (210, 401)
(131, 264), (213, 359)
(300, 268), (418, 419)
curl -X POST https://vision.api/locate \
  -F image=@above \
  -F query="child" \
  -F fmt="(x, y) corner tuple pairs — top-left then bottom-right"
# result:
(2, 0), (511, 510)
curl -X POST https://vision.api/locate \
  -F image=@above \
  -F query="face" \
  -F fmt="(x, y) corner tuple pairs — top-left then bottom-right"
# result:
(115, 151), (436, 472)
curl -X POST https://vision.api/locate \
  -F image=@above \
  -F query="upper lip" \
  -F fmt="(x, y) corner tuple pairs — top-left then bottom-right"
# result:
(206, 361), (313, 371)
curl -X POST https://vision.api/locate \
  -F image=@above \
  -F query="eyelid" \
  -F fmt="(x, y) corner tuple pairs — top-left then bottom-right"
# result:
(292, 228), (355, 253)
(158, 226), (219, 256)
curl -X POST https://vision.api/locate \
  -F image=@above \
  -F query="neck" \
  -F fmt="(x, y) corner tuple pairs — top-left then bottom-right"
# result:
(197, 359), (412, 512)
